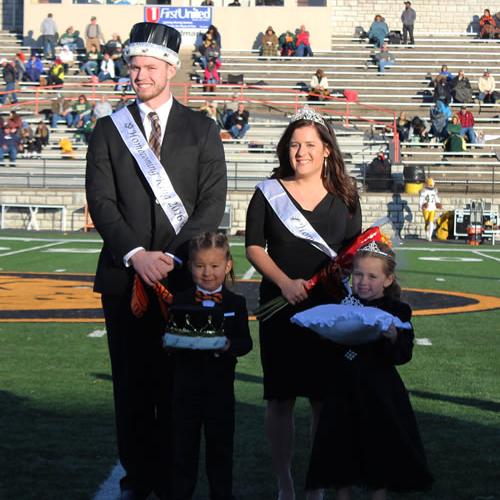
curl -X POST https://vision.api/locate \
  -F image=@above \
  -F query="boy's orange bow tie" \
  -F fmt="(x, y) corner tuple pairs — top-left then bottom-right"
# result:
(195, 290), (223, 304)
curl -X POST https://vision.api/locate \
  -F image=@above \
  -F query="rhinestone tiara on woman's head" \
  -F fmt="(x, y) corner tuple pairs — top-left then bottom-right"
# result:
(289, 105), (326, 127)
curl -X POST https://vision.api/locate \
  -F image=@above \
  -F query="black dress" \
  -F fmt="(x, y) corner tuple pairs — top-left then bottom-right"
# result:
(245, 184), (362, 400)
(306, 296), (434, 493)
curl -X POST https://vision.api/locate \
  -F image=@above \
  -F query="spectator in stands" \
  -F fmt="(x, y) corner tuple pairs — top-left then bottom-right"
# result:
(295, 25), (313, 57)
(479, 9), (497, 39)
(59, 26), (79, 51)
(279, 30), (296, 56)
(205, 24), (222, 48)
(0, 59), (18, 105)
(50, 96), (72, 128)
(228, 102), (250, 139)
(200, 100), (224, 129)
(70, 94), (93, 127)
(98, 53), (115, 82)
(451, 70), (473, 103)
(201, 0), (214, 5)
(396, 111), (411, 141)
(368, 14), (389, 48)
(19, 125), (35, 158)
(203, 57), (221, 93)
(401, 1), (416, 45)
(458, 106), (477, 143)
(200, 40), (221, 70)
(6, 111), (23, 132)
(114, 92), (130, 111)
(59, 45), (75, 74)
(429, 101), (451, 140)
(228, 0), (241, 6)
(75, 115), (96, 144)
(40, 13), (58, 60)
(0, 127), (20, 164)
(14, 53), (26, 83)
(260, 26), (279, 57)
(79, 45), (101, 76)
(374, 42), (395, 73)
(85, 16), (105, 53)
(25, 54), (44, 83)
(478, 69), (496, 103)
(104, 33), (123, 60)
(93, 95), (113, 119)
(33, 120), (49, 157)
(433, 75), (452, 104)
(438, 64), (453, 81)
(47, 58), (65, 86)
(444, 114), (465, 152)
(308, 68), (329, 101)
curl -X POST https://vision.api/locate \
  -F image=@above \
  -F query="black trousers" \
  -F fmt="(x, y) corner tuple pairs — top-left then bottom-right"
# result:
(172, 352), (236, 500)
(403, 24), (415, 44)
(102, 294), (173, 498)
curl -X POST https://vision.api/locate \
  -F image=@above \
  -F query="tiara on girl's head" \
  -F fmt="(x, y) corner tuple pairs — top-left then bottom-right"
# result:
(289, 105), (326, 127)
(358, 241), (390, 257)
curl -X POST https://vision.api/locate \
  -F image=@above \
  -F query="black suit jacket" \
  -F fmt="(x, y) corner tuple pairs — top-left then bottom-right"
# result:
(86, 100), (227, 295)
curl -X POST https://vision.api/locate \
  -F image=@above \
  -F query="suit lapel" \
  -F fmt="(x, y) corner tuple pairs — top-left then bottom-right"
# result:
(162, 99), (183, 165)
(127, 101), (147, 138)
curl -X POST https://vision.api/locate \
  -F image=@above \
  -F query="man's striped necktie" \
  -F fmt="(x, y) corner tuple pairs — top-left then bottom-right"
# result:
(148, 111), (162, 158)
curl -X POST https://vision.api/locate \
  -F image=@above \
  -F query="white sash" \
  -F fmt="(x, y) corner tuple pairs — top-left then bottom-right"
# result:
(111, 107), (188, 234)
(257, 179), (337, 259)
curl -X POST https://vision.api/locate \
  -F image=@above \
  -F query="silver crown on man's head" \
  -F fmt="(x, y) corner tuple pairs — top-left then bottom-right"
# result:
(358, 241), (390, 257)
(289, 105), (326, 127)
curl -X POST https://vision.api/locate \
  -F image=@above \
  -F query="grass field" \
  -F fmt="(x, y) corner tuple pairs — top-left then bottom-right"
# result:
(0, 230), (499, 500)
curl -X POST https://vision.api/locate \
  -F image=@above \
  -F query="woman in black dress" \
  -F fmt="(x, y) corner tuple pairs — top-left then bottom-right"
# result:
(245, 107), (362, 500)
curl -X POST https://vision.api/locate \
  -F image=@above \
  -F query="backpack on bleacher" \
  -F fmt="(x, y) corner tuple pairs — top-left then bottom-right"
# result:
(388, 31), (402, 44)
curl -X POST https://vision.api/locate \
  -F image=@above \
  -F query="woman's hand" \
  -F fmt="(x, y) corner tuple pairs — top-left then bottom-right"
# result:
(280, 278), (309, 305)
(382, 324), (398, 344)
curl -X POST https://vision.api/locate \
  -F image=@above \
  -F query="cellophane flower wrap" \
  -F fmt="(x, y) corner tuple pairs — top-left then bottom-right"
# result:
(253, 226), (391, 321)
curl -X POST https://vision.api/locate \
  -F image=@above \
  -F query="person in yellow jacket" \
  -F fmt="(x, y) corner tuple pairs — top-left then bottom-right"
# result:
(419, 178), (442, 241)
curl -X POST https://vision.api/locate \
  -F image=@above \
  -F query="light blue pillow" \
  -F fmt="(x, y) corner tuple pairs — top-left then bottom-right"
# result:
(291, 304), (412, 346)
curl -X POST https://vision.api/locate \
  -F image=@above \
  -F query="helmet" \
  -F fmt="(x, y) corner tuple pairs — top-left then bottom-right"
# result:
(426, 177), (435, 188)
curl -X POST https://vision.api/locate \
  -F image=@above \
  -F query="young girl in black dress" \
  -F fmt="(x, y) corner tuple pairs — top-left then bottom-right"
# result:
(170, 232), (252, 500)
(306, 241), (433, 499)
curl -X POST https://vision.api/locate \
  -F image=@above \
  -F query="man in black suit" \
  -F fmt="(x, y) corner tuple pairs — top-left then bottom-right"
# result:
(85, 22), (227, 500)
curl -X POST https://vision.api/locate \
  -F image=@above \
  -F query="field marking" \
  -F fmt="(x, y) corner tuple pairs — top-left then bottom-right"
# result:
(0, 236), (102, 243)
(0, 241), (67, 257)
(93, 461), (122, 500)
(396, 246), (500, 253)
(473, 250), (500, 262)
(418, 256), (483, 262)
(416, 338), (433, 346)
(242, 265), (256, 279)
(88, 329), (106, 338)
(43, 248), (101, 254)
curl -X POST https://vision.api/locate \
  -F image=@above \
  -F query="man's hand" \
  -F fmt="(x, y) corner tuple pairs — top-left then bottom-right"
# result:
(130, 250), (174, 286)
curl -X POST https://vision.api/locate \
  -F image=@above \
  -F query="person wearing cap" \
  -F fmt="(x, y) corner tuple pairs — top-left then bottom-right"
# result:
(419, 178), (442, 241)
(84, 16), (105, 54)
(86, 22), (226, 499)
(401, 1), (416, 45)
(478, 69), (496, 104)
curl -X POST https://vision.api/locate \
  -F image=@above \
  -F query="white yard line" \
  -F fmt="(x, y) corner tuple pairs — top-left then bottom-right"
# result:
(242, 265), (256, 280)
(0, 241), (67, 257)
(395, 246), (500, 252)
(0, 236), (102, 243)
(472, 250), (500, 262)
(93, 461), (122, 500)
